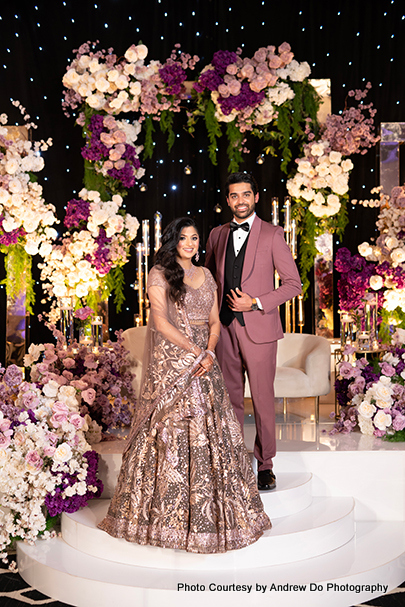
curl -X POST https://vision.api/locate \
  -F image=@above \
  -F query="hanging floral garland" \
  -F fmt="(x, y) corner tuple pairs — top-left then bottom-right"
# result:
(287, 84), (380, 295)
(187, 43), (321, 173)
(0, 102), (57, 313)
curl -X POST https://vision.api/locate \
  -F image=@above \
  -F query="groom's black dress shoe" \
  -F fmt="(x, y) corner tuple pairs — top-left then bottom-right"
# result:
(257, 469), (276, 491)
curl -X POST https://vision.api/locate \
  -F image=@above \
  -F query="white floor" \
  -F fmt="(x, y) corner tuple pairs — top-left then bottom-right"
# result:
(17, 394), (405, 607)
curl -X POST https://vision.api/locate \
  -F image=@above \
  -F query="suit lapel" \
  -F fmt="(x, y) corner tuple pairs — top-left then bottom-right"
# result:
(216, 224), (230, 305)
(242, 215), (261, 282)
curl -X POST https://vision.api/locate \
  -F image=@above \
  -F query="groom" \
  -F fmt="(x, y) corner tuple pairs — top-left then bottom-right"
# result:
(205, 172), (301, 491)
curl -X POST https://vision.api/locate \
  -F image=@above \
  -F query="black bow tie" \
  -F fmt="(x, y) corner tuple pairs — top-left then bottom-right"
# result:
(230, 221), (249, 232)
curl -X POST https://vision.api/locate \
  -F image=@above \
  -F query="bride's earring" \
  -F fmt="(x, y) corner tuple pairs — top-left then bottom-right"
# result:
(195, 251), (200, 262)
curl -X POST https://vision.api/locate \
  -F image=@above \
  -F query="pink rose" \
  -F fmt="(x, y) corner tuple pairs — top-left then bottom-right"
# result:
(62, 371), (74, 381)
(36, 362), (49, 374)
(0, 418), (12, 432)
(253, 48), (267, 63)
(112, 129), (127, 144)
(114, 159), (126, 170)
(218, 84), (230, 98)
(25, 450), (43, 471)
(250, 76), (268, 92)
(269, 55), (282, 69)
(103, 160), (114, 171)
(43, 445), (56, 457)
(278, 42), (292, 54)
(74, 306), (94, 321)
(228, 80), (241, 96)
(109, 143), (126, 161)
(0, 433), (11, 448)
(226, 64), (237, 75)
(46, 431), (59, 446)
(69, 412), (86, 430)
(22, 392), (40, 410)
(84, 355), (98, 369)
(240, 63), (254, 80)
(82, 388), (96, 405)
(50, 413), (68, 428)
(100, 132), (115, 146)
(63, 358), (76, 369)
(71, 380), (88, 390)
(52, 401), (69, 416)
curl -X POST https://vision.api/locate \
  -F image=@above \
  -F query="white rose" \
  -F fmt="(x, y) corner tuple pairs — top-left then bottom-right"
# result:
(316, 163), (330, 177)
(86, 94), (104, 109)
(358, 415), (374, 436)
(301, 188), (315, 201)
(297, 160), (312, 175)
(95, 77), (109, 93)
(310, 143), (324, 156)
(391, 248), (405, 265)
(329, 151), (342, 163)
(357, 400), (376, 419)
(373, 410), (392, 431)
(43, 380), (60, 398)
(329, 163), (343, 177)
(129, 81), (142, 97)
(369, 275), (383, 290)
(5, 158), (19, 174)
(341, 159), (354, 172)
(358, 242), (373, 257)
(115, 74), (128, 90)
(53, 443), (73, 463)
(75, 283), (90, 298)
(371, 382), (393, 404)
(314, 191), (324, 205)
(386, 236), (399, 250)
(136, 44), (148, 60)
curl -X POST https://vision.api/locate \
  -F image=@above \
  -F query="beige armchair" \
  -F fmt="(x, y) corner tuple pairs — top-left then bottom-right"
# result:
(121, 326), (148, 399)
(245, 333), (331, 423)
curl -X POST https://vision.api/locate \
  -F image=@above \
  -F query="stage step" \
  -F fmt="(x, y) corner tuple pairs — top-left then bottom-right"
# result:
(61, 492), (354, 570)
(17, 520), (405, 607)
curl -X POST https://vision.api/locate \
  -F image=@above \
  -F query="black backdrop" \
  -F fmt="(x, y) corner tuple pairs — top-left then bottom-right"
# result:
(0, 0), (403, 355)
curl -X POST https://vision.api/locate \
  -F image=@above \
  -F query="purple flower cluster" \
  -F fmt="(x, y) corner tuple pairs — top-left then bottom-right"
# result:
(159, 62), (187, 96)
(85, 227), (112, 275)
(64, 198), (91, 230)
(81, 114), (109, 163)
(218, 82), (266, 116)
(45, 450), (103, 517)
(335, 248), (377, 312)
(0, 218), (26, 246)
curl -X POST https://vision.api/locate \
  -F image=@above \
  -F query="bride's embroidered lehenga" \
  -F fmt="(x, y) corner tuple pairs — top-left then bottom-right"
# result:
(98, 266), (271, 553)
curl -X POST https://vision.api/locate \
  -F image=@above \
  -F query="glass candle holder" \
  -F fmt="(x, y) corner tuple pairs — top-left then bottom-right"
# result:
(58, 296), (73, 345)
(339, 312), (355, 349)
(357, 331), (371, 351)
(91, 316), (103, 350)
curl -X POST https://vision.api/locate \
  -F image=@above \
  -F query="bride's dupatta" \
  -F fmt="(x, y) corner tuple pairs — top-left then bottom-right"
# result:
(125, 266), (205, 453)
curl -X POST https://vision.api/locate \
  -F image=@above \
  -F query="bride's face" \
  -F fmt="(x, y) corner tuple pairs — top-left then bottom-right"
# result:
(176, 226), (199, 262)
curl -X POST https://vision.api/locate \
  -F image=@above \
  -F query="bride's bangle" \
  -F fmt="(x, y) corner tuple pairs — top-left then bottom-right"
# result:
(205, 349), (216, 360)
(190, 344), (201, 356)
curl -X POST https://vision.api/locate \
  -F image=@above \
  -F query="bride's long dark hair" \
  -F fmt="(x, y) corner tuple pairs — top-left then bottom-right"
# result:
(154, 217), (199, 304)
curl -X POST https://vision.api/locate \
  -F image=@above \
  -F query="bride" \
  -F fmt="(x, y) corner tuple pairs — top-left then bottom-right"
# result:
(98, 217), (271, 553)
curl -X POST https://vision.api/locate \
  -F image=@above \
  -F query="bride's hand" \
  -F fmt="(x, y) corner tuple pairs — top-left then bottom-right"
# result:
(193, 352), (214, 377)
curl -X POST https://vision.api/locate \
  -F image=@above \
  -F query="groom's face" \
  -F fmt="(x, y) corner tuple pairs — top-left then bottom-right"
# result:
(227, 182), (258, 221)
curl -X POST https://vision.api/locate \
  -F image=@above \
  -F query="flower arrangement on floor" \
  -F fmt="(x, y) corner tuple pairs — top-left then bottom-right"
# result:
(0, 101), (58, 311)
(38, 187), (139, 316)
(188, 43), (320, 172)
(0, 363), (103, 562)
(24, 320), (135, 432)
(333, 329), (405, 441)
(336, 184), (405, 342)
(287, 84), (380, 294)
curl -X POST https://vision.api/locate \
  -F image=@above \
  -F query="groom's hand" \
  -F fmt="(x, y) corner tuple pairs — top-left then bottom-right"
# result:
(227, 288), (253, 312)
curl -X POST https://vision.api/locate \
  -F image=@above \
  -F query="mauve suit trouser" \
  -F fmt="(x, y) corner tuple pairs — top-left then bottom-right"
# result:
(216, 317), (278, 471)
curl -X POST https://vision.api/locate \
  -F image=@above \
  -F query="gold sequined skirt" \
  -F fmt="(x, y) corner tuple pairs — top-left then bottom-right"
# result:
(98, 325), (271, 553)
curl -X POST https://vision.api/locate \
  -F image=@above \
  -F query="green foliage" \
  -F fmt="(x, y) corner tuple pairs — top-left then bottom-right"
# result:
(160, 109), (175, 151)
(0, 245), (35, 314)
(143, 115), (155, 160)
(226, 121), (244, 173)
(106, 266), (126, 313)
(292, 197), (349, 297)
(384, 430), (405, 442)
(83, 159), (110, 201)
(203, 99), (222, 166)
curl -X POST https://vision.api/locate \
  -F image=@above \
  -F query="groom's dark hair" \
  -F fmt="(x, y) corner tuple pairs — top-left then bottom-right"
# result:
(225, 172), (259, 197)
